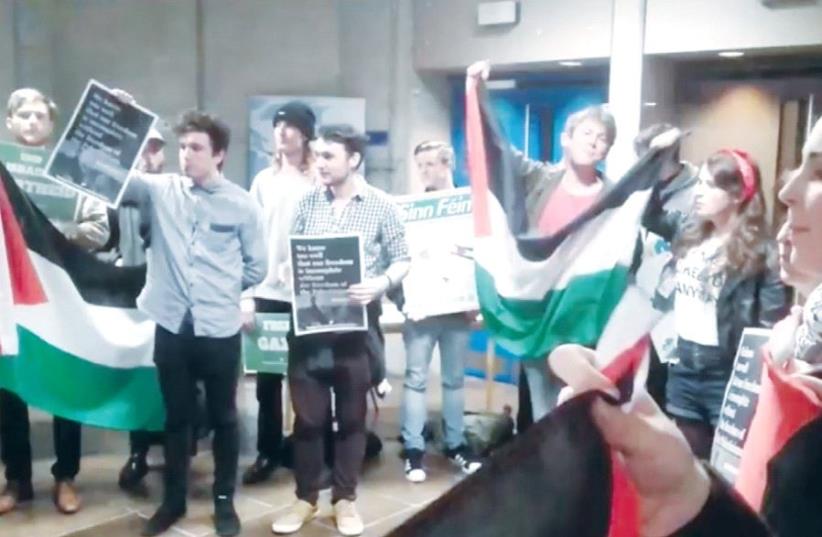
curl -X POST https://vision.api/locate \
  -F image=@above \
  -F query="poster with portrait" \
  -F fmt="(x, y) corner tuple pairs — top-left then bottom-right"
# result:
(290, 234), (366, 336)
(45, 79), (156, 207)
(247, 95), (365, 185)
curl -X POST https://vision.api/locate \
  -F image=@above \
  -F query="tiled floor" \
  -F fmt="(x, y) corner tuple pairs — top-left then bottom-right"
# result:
(1, 370), (517, 537)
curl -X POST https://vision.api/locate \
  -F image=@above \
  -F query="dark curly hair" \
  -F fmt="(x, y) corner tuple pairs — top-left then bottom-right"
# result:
(674, 151), (769, 276)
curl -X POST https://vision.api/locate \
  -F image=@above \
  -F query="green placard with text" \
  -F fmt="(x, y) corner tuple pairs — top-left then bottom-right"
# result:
(242, 312), (290, 375)
(0, 142), (79, 221)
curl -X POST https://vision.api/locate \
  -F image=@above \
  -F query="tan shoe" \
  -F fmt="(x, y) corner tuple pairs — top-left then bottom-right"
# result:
(0, 480), (34, 515)
(53, 480), (81, 514)
(271, 499), (318, 534)
(333, 499), (364, 536)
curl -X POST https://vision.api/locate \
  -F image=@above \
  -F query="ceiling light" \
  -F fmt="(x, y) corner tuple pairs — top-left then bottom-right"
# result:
(559, 61), (583, 67)
(718, 51), (745, 58)
(643, 102), (657, 107)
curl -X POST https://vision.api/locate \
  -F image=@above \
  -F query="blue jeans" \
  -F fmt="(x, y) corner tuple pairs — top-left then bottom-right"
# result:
(401, 314), (471, 451)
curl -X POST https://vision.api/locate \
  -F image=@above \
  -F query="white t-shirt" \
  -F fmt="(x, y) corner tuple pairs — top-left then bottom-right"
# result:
(242, 165), (314, 307)
(673, 237), (726, 346)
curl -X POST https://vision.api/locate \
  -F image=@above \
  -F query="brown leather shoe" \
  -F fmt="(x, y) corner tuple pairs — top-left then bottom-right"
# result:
(0, 480), (34, 515)
(53, 480), (81, 514)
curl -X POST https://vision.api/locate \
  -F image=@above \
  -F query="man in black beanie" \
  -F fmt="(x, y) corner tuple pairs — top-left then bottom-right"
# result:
(241, 100), (317, 484)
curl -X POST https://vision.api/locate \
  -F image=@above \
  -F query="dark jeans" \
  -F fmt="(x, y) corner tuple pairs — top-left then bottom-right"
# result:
(666, 339), (729, 428)
(288, 304), (377, 505)
(0, 389), (81, 482)
(153, 324), (241, 508)
(254, 298), (290, 460)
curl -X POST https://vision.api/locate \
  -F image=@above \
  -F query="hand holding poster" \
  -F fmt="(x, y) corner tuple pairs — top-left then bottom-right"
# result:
(290, 234), (366, 336)
(0, 142), (78, 221)
(45, 80), (156, 207)
(710, 328), (771, 483)
(395, 187), (477, 320)
(242, 313), (290, 375)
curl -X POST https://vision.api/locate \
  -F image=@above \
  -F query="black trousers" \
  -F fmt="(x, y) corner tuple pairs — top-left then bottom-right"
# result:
(153, 324), (240, 507)
(0, 389), (81, 482)
(288, 304), (377, 505)
(253, 298), (289, 460)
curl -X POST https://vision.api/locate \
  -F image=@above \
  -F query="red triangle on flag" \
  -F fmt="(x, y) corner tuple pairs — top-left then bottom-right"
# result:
(0, 175), (46, 306)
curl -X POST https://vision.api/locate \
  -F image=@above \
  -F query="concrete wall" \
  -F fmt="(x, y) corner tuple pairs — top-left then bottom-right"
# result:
(0, 0), (434, 192)
(200, 0), (342, 184)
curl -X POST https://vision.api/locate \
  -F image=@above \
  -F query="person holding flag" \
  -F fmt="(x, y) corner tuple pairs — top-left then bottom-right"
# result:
(0, 87), (110, 516)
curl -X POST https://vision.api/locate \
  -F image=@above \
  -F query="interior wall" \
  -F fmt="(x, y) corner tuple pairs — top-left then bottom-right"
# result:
(413, 0), (614, 71)
(645, 0), (822, 54)
(200, 0), (342, 185)
(677, 83), (781, 221)
(0, 0), (441, 194)
(413, 0), (822, 72)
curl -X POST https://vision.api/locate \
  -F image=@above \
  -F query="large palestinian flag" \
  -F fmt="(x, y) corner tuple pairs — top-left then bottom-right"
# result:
(465, 77), (672, 362)
(0, 161), (162, 431)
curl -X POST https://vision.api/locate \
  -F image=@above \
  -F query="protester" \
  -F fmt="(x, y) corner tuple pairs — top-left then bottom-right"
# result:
(633, 124), (699, 407)
(115, 90), (267, 537)
(239, 101), (316, 486)
(752, 117), (822, 537)
(643, 147), (789, 458)
(400, 141), (481, 483)
(116, 126), (166, 492)
(0, 88), (110, 516)
(271, 125), (409, 536)
(467, 60), (617, 424)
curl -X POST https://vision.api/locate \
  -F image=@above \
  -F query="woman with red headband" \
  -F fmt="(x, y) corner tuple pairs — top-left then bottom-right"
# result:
(645, 149), (790, 458)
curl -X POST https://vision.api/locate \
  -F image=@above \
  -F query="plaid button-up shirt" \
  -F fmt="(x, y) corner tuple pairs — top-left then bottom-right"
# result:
(291, 177), (409, 277)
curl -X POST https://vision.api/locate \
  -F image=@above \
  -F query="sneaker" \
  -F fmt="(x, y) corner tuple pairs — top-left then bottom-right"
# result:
(444, 445), (482, 475)
(271, 500), (318, 534)
(403, 448), (426, 483)
(213, 495), (241, 537)
(333, 499), (364, 536)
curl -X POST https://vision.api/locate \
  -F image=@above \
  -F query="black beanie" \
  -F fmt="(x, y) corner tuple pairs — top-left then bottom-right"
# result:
(273, 101), (316, 140)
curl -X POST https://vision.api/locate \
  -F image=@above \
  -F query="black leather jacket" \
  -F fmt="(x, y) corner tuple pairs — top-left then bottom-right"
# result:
(642, 182), (791, 360)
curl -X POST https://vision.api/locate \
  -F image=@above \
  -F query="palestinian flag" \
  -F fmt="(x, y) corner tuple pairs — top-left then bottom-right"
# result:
(465, 77), (672, 362)
(0, 161), (162, 431)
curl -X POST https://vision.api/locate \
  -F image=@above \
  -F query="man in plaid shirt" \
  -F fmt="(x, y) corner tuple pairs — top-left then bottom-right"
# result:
(272, 125), (410, 537)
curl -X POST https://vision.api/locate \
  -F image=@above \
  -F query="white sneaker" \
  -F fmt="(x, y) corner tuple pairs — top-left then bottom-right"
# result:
(404, 449), (427, 483)
(271, 500), (318, 534)
(333, 499), (364, 536)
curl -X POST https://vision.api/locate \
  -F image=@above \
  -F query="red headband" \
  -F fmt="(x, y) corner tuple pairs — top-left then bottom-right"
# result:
(721, 149), (757, 202)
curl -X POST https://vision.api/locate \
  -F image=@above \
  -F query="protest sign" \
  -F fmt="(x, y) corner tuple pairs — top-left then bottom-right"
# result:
(242, 313), (290, 375)
(45, 80), (156, 207)
(395, 187), (477, 319)
(710, 327), (771, 483)
(290, 234), (366, 336)
(0, 142), (78, 221)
